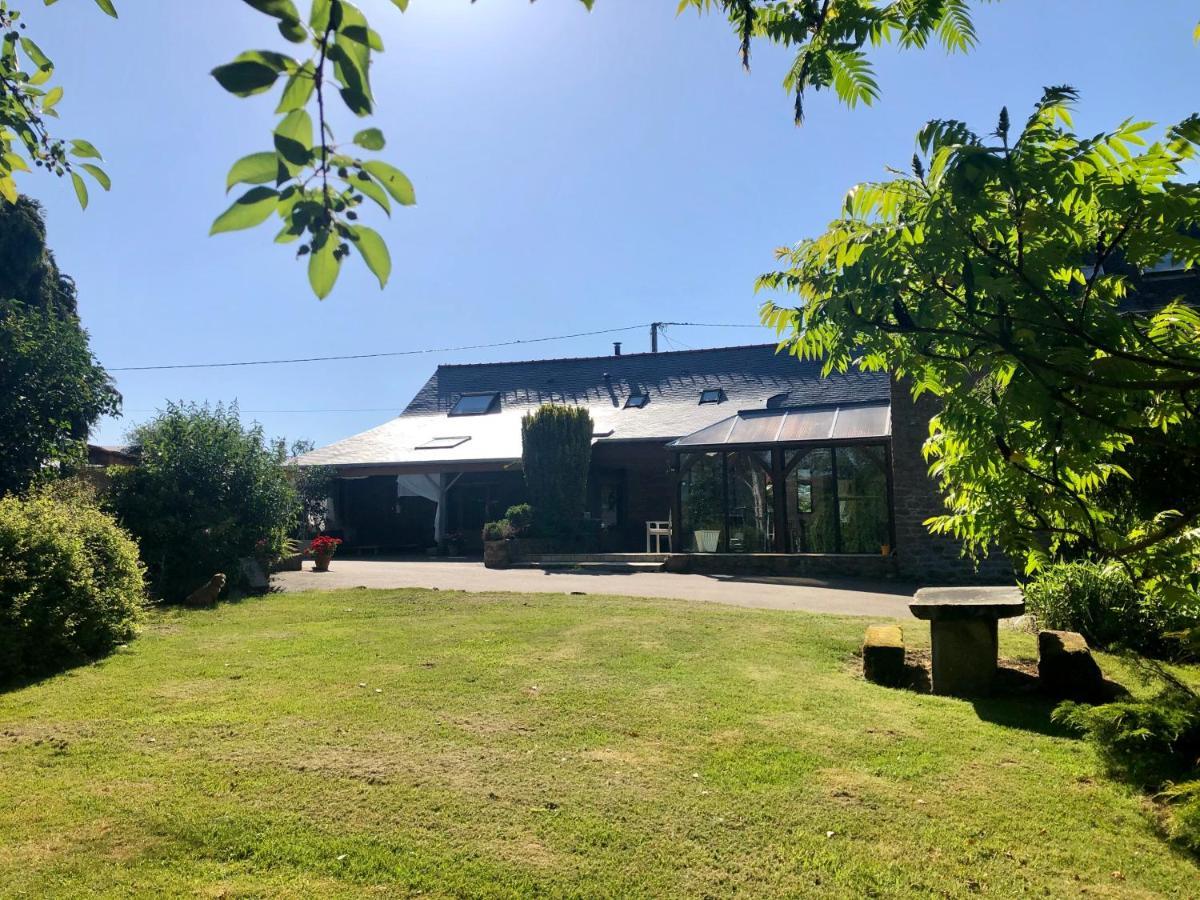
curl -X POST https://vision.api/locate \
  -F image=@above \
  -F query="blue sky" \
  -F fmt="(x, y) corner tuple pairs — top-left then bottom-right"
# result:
(20, 0), (1199, 447)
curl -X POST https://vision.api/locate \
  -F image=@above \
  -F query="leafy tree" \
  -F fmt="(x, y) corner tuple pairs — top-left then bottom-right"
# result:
(1, 0), (981, 298)
(0, 197), (119, 495)
(521, 404), (593, 539)
(285, 438), (334, 537)
(109, 402), (299, 603)
(760, 88), (1200, 604)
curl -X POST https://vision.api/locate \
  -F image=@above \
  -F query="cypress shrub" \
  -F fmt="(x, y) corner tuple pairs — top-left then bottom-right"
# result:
(521, 404), (593, 541)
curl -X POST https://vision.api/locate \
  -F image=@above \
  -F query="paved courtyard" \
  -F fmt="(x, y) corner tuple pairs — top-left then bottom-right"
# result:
(273, 557), (918, 618)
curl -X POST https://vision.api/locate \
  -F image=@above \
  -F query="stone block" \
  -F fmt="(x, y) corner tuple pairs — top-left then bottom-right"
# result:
(863, 624), (906, 686)
(929, 618), (999, 696)
(1038, 630), (1105, 702)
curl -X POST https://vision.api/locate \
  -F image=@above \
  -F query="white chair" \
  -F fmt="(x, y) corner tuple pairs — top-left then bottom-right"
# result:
(646, 514), (673, 553)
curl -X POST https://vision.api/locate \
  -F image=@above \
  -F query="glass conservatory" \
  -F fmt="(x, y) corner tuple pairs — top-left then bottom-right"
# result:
(669, 402), (894, 555)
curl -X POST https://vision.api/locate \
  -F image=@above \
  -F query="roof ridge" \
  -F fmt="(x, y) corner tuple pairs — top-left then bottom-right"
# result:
(433, 342), (781, 371)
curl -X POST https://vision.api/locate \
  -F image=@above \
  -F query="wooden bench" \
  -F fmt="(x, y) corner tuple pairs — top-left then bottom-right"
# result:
(909, 587), (1024, 697)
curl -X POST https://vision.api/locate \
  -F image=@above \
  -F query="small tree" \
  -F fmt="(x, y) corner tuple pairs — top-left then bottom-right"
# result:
(285, 439), (335, 537)
(109, 402), (298, 603)
(521, 404), (593, 540)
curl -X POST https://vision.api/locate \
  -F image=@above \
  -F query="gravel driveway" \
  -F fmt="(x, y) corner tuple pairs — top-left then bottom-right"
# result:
(273, 557), (917, 618)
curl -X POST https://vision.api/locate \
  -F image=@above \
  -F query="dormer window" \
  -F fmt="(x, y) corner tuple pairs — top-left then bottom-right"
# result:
(450, 392), (500, 416)
(416, 436), (471, 450)
(699, 389), (726, 405)
(624, 393), (649, 409)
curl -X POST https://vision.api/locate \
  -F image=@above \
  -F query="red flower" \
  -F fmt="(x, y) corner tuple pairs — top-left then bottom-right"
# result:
(307, 535), (343, 556)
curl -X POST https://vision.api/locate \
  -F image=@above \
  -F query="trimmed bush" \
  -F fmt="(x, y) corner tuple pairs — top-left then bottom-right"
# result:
(521, 404), (592, 542)
(482, 519), (514, 542)
(1023, 561), (1198, 657)
(0, 490), (144, 683)
(505, 503), (534, 534)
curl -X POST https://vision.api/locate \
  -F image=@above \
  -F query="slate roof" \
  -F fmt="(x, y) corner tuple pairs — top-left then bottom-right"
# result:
(296, 343), (890, 470)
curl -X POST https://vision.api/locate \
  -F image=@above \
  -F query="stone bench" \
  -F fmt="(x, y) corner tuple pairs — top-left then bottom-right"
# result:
(909, 586), (1025, 697)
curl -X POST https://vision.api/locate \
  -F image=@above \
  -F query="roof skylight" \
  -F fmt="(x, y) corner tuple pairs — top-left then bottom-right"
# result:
(450, 392), (500, 416)
(624, 393), (649, 409)
(699, 389), (726, 405)
(415, 436), (472, 450)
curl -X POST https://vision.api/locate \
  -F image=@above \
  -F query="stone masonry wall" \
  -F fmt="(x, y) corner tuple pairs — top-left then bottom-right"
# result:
(890, 378), (1014, 585)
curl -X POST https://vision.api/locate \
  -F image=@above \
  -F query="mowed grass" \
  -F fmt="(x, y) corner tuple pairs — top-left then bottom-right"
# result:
(1, 590), (1197, 898)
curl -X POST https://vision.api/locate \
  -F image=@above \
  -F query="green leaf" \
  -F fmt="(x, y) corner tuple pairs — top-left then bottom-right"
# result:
(70, 171), (88, 209)
(351, 172), (391, 216)
(241, 0), (301, 23)
(43, 86), (63, 110)
(390, 0), (408, 10)
(225, 151), (278, 191)
(19, 36), (51, 71)
(276, 61), (316, 113)
(278, 20), (308, 42)
(92, 0), (118, 17)
(80, 163), (110, 191)
(69, 139), (102, 159)
(273, 109), (313, 169)
(350, 225), (390, 288)
(308, 233), (340, 299)
(211, 60), (280, 97)
(352, 127), (385, 151)
(210, 186), (280, 235)
(362, 161), (414, 205)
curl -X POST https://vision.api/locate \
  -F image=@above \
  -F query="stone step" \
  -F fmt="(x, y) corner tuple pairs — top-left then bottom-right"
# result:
(524, 553), (670, 564)
(512, 561), (665, 573)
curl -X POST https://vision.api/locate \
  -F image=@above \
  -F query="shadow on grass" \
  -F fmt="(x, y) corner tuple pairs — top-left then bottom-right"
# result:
(893, 649), (1127, 738)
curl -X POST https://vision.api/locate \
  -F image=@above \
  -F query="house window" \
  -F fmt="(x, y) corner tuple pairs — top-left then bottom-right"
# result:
(450, 392), (499, 416)
(415, 436), (471, 450)
(624, 393), (649, 409)
(699, 389), (726, 405)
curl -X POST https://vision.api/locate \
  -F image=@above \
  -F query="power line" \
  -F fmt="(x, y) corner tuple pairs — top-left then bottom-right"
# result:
(123, 407), (399, 414)
(107, 321), (765, 372)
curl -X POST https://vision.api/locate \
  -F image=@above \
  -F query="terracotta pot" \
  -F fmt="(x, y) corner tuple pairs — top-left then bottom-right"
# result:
(313, 552), (333, 572)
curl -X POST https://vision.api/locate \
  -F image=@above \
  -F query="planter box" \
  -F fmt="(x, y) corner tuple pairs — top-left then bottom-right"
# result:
(693, 530), (721, 553)
(483, 540), (512, 569)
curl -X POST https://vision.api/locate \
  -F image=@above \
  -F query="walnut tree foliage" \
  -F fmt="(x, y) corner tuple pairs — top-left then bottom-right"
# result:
(760, 88), (1200, 605)
(1, 0), (981, 299)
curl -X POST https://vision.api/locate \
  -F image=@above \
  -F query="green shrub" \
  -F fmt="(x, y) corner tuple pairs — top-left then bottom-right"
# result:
(109, 402), (298, 604)
(1055, 681), (1200, 853)
(0, 490), (144, 683)
(482, 519), (513, 542)
(505, 503), (534, 534)
(1023, 561), (1198, 657)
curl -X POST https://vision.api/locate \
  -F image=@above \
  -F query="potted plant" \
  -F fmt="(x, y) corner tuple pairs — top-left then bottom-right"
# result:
(307, 535), (342, 572)
(482, 519), (514, 569)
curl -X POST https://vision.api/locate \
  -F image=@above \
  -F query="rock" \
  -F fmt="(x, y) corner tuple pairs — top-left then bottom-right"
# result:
(1038, 630), (1105, 702)
(863, 624), (906, 686)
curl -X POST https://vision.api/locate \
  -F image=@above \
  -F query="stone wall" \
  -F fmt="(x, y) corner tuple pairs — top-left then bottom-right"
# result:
(889, 378), (1013, 585)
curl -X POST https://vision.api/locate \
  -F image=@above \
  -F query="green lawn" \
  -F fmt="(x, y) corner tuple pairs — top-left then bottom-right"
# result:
(1, 589), (1196, 898)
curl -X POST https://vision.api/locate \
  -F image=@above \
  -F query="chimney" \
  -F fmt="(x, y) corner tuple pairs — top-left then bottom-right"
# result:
(613, 341), (622, 356)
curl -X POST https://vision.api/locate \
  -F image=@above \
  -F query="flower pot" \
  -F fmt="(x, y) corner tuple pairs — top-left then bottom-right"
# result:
(313, 552), (333, 572)
(483, 540), (511, 569)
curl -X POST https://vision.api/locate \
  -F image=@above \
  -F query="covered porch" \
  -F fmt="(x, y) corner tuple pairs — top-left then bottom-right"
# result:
(669, 401), (894, 558)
